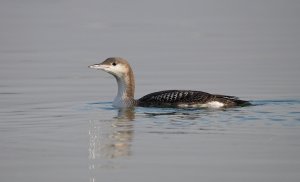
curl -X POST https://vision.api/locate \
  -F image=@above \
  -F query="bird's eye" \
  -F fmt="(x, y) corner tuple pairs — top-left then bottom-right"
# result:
(112, 62), (117, 66)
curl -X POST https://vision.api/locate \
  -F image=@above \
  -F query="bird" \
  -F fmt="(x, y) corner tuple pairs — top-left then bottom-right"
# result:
(89, 57), (251, 108)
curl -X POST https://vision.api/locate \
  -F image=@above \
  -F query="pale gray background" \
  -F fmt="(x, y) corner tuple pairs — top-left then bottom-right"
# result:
(1, 1), (300, 182)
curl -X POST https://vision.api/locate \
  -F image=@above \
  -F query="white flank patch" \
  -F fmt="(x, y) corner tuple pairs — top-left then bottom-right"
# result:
(203, 101), (224, 108)
(177, 101), (225, 108)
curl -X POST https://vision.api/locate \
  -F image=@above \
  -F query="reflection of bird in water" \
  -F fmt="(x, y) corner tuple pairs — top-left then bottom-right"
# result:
(117, 107), (135, 121)
(89, 108), (135, 160)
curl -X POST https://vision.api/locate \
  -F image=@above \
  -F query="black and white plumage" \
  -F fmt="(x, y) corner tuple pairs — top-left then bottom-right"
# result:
(138, 90), (250, 108)
(89, 57), (251, 108)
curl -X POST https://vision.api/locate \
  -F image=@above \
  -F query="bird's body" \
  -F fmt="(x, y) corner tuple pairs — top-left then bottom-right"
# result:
(89, 57), (250, 108)
(138, 90), (249, 108)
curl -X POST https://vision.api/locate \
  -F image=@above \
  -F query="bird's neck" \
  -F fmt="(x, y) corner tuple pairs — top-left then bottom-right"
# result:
(113, 71), (135, 107)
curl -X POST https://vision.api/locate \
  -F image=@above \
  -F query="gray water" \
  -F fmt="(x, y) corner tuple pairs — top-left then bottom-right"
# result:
(1, 0), (300, 182)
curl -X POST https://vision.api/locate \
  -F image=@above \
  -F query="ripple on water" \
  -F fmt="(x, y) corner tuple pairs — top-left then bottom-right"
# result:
(85, 98), (300, 173)
(85, 99), (300, 130)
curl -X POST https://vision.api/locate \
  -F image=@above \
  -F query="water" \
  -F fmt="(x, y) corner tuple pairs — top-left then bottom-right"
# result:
(1, 0), (300, 182)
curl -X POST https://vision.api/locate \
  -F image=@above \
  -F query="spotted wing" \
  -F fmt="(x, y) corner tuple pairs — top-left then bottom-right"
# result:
(138, 90), (250, 107)
(138, 90), (215, 107)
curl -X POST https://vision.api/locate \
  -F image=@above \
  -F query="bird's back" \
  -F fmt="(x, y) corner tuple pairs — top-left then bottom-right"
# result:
(137, 90), (250, 108)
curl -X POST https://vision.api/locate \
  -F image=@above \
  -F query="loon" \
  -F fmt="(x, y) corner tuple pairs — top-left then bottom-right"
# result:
(89, 57), (250, 108)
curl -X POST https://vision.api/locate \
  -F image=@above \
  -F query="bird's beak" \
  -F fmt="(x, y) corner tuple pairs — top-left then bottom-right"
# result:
(88, 63), (107, 70)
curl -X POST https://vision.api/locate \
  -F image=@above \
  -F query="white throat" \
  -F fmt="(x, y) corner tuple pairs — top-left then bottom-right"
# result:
(112, 76), (135, 108)
(113, 77), (126, 106)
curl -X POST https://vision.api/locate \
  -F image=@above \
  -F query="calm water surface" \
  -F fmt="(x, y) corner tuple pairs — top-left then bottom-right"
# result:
(1, 1), (300, 182)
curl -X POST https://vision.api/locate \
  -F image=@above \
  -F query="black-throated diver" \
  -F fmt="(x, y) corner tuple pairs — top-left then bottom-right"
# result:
(89, 57), (250, 108)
